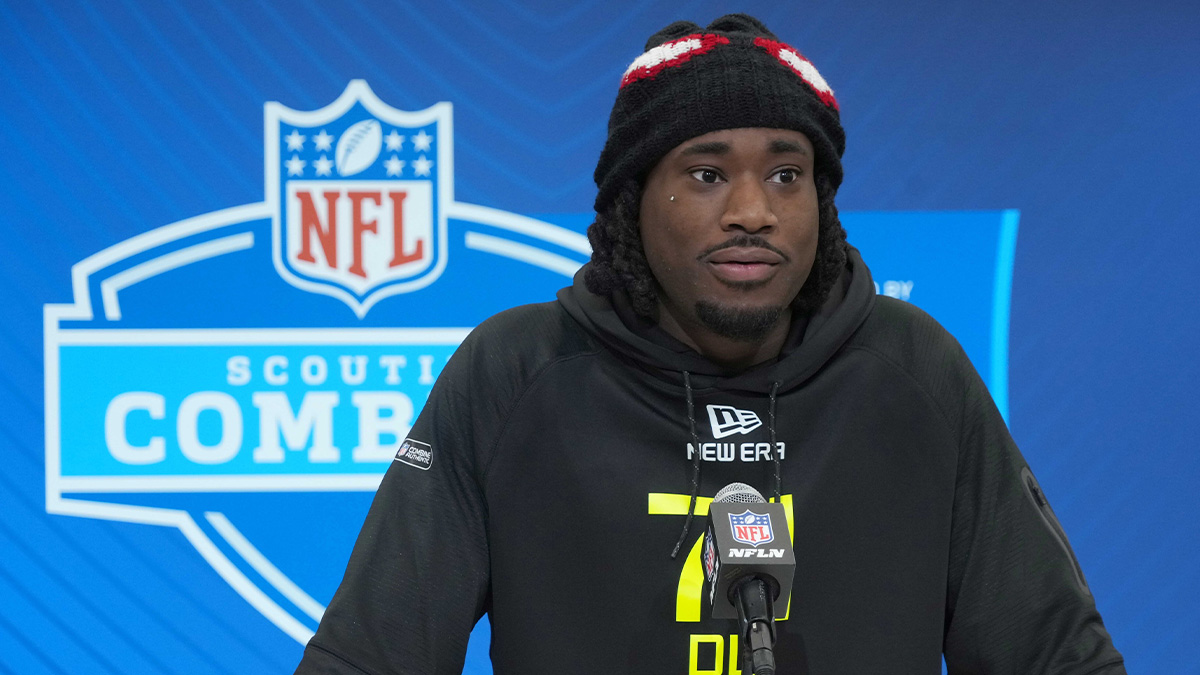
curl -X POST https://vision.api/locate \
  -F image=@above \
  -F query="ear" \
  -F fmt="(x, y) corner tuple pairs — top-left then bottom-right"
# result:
(643, 21), (703, 50)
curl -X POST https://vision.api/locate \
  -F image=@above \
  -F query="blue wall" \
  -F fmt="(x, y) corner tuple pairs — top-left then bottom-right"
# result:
(1, 1), (1197, 672)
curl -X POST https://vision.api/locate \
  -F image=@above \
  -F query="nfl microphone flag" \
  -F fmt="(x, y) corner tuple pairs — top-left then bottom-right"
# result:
(702, 485), (795, 619)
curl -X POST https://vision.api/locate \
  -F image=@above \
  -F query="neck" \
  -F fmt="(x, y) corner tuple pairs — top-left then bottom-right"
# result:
(656, 303), (792, 371)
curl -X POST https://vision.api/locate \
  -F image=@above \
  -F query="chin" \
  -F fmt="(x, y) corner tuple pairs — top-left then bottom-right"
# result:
(693, 300), (785, 343)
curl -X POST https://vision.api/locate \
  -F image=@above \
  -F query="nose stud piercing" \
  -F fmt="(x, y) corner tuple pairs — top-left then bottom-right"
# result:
(669, 195), (675, 202)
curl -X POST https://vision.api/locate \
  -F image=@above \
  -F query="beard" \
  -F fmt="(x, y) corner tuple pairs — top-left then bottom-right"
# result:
(694, 300), (785, 343)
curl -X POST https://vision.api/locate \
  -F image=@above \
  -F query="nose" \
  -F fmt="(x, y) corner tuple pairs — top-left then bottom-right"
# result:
(720, 176), (778, 233)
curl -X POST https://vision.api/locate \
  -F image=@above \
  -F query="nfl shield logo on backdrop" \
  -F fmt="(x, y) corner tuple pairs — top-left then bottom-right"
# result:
(729, 510), (774, 547)
(266, 80), (451, 317)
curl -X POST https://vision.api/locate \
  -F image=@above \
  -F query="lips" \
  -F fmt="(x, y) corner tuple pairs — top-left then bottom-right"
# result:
(705, 247), (784, 264)
(704, 247), (784, 284)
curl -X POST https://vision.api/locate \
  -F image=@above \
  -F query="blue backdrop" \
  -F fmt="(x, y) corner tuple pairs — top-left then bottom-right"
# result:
(1, 1), (1197, 673)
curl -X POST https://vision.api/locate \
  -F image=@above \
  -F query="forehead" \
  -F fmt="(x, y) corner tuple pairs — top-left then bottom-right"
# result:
(664, 127), (814, 161)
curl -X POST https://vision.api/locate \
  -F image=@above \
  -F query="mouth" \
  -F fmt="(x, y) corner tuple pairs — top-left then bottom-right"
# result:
(704, 247), (784, 284)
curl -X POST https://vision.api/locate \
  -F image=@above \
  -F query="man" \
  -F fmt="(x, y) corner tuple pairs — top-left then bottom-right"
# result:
(295, 14), (1125, 674)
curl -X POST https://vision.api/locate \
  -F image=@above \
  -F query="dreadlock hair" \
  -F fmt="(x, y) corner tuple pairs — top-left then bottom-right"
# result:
(584, 172), (848, 319)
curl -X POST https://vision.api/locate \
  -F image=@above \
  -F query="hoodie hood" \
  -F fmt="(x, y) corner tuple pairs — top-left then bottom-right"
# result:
(558, 246), (876, 394)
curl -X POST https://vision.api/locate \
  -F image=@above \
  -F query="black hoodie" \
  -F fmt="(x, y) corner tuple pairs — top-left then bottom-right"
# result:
(296, 249), (1125, 674)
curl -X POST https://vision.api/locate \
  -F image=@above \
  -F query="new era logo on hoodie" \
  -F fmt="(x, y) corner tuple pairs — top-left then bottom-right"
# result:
(707, 405), (763, 438)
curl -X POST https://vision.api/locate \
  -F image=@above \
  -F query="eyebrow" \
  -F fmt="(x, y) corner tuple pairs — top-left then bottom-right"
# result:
(679, 141), (730, 156)
(768, 139), (809, 156)
(677, 138), (810, 157)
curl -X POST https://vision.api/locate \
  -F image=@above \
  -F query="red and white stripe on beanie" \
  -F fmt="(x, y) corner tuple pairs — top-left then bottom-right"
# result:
(621, 33), (730, 88)
(753, 37), (839, 110)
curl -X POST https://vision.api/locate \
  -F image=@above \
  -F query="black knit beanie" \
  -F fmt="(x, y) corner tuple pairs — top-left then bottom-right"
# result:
(593, 14), (845, 213)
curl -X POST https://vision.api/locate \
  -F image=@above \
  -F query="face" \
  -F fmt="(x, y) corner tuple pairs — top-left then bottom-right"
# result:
(639, 127), (820, 343)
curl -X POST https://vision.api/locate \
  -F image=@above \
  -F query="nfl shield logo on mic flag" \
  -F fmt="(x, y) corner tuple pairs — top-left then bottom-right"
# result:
(729, 510), (774, 547)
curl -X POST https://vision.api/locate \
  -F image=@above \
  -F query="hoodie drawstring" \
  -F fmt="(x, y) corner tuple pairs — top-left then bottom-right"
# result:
(671, 371), (702, 559)
(670, 376), (786, 557)
(769, 381), (782, 504)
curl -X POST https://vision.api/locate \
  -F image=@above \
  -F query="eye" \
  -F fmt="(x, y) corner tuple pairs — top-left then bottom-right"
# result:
(689, 168), (724, 184)
(769, 168), (802, 184)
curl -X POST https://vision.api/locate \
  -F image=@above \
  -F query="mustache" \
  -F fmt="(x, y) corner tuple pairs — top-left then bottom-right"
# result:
(696, 234), (790, 262)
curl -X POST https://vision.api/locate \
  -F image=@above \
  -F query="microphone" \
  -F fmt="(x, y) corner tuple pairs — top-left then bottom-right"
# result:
(702, 483), (795, 675)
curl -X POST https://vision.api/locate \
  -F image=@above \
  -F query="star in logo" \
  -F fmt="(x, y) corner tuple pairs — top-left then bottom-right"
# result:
(385, 130), (404, 151)
(285, 154), (306, 176)
(284, 129), (305, 151)
(314, 155), (334, 176)
(413, 130), (433, 152)
(384, 155), (405, 176)
(412, 154), (433, 177)
(313, 130), (333, 152)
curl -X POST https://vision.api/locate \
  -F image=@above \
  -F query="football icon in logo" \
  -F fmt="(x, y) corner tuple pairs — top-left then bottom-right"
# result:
(336, 119), (383, 176)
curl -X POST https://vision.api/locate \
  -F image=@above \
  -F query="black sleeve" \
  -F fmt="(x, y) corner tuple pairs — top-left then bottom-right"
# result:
(294, 339), (490, 675)
(943, 367), (1126, 674)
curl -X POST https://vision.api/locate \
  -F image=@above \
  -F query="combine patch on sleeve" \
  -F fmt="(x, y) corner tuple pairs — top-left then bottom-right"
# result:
(394, 438), (433, 470)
